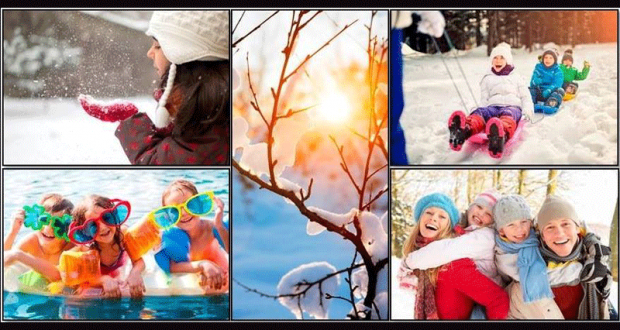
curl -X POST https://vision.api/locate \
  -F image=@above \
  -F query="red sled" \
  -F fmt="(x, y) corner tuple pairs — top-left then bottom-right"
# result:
(448, 111), (525, 159)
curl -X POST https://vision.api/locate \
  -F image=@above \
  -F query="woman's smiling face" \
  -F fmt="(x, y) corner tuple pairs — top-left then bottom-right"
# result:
(419, 207), (450, 239)
(540, 218), (580, 257)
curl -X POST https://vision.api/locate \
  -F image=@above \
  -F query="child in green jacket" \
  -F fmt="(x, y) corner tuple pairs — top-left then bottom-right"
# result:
(559, 49), (590, 94)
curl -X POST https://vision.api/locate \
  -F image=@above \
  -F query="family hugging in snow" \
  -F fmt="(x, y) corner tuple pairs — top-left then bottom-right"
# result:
(397, 191), (614, 320)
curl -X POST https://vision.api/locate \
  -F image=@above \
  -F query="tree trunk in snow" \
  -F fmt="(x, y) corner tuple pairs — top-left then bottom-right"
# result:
(546, 170), (558, 196)
(517, 170), (526, 195)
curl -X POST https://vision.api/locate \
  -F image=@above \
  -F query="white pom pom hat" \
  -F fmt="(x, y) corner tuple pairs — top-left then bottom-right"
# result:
(490, 42), (513, 66)
(145, 11), (229, 127)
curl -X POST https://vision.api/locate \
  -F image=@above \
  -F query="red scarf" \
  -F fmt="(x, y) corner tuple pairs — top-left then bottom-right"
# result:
(413, 235), (439, 320)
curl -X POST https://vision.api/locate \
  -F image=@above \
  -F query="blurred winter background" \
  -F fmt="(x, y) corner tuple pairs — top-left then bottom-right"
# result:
(3, 11), (158, 164)
(232, 11), (388, 319)
(396, 10), (617, 164)
(391, 169), (618, 319)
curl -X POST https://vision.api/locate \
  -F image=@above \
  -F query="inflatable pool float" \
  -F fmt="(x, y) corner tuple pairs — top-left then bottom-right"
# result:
(4, 252), (227, 298)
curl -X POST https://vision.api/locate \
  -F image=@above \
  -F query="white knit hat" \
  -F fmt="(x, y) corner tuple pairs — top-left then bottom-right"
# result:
(490, 42), (513, 66)
(493, 195), (532, 230)
(145, 11), (229, 127)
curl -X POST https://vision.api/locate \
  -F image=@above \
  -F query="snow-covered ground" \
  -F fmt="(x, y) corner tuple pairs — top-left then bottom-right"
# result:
(3, 96), (157, 164)
(391, 256), (619, 319)
(400, 43), (617, 164)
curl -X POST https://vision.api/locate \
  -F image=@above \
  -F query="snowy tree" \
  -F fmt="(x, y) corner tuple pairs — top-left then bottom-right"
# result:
(232, 11), (388, 319)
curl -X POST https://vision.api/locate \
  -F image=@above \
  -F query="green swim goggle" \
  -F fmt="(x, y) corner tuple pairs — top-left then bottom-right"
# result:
(23, 204), (72, 242)
(149, 191), (216, 229)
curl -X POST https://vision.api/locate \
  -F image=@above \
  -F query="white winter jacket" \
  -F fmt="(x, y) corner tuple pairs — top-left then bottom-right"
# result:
(480, 70), (534, 120)
(404, 226), (502, 286)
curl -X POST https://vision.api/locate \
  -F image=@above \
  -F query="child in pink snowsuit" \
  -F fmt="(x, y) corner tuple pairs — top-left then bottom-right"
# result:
(448, 43), (534, 157)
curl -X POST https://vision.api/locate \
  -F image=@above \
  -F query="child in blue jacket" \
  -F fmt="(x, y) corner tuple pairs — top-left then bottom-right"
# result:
(530, 49), (565, 109)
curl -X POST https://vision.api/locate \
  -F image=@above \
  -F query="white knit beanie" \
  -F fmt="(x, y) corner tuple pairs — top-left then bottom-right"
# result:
(535, 195), (582, 230)
(146, 11), (229, 127)
(490, 42), (513, 66)
(493, 195), (532, 230)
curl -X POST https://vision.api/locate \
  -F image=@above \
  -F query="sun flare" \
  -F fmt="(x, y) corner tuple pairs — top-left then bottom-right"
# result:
(315, 92), (352, 124)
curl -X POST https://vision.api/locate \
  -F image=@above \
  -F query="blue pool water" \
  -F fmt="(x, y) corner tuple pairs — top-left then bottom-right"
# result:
(2, 169), (230, 320)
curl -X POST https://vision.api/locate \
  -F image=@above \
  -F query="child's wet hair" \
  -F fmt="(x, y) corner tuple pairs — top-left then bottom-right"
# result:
(162, 179), (198, 205)
(159, 61), (229, 143)
(39, 193), (73, 215)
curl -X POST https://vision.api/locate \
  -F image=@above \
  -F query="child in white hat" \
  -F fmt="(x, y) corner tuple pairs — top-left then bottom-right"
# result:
(81, 11), (230, 165)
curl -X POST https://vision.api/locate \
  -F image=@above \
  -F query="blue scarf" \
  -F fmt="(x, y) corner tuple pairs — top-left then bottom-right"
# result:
(495, 229), (553, 303)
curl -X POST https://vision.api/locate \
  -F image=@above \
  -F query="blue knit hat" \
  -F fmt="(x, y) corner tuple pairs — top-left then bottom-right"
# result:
(413, 193), (459, 228)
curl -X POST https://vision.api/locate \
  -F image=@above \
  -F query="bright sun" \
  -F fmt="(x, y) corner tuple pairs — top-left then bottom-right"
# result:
(315, 92), (352, 124)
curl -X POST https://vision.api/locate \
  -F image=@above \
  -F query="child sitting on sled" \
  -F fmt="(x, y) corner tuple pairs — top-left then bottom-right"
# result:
(559, 49), (590, 95)
(448, 43), (534, 157)
(530, 48), (565, 109)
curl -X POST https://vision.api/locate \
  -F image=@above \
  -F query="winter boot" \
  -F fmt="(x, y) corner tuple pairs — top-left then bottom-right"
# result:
(486, 118), (507, 159)
(448, 111), (472, 151)
(545, 89), (565, 108)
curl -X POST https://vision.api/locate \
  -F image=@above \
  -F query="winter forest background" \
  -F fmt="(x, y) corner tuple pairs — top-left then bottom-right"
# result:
(404, 10), (617, 54)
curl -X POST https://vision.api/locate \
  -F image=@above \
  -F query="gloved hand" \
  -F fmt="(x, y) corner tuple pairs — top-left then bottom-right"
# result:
(580, 233), (612, 284)
(542, 89), (552, 99)
(583, 60), (591, 68)
(397, 259), (418, 292)
(79, 94), (139, 122)
(532, 77), (543, 86)
(416, 11), (445, 38)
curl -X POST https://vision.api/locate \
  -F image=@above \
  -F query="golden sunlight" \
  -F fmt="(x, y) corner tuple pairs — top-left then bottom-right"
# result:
(315, 92), (352, 124)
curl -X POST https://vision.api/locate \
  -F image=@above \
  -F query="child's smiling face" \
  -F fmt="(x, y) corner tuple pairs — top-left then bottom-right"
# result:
(499, 219), (531, 243)
(562, 58), (573, 67)
(543, 54), (555, 67)
(147, 39), (171, 78)
(36, 211), (67, 248)
(492, 55), (507, 71)
(164, 188), (200, 232)
(467, 204), (494, 228)
(86, 205), (117, 244)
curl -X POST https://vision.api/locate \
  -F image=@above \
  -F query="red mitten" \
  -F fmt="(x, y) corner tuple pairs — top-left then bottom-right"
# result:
(79, 94), (139, 122)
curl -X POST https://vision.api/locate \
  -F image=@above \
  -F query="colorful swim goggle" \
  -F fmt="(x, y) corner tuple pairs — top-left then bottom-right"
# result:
(23, 204), (72, 242)
(149, 191), (215, 230)
(68, 199), (131, 245)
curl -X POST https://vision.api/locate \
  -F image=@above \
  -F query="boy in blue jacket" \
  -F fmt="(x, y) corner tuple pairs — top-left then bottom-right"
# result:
(530, 49), (565, 111)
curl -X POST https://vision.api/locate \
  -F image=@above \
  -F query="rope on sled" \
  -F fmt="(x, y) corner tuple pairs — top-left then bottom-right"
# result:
(431, 37), (469, 112)
(443, 31), (479, 109)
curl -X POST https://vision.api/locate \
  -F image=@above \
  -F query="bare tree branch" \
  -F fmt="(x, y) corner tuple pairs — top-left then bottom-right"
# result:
(232, 11), (245, 35)
(232, 11), (279, 48)
(246, 53), (269, 127)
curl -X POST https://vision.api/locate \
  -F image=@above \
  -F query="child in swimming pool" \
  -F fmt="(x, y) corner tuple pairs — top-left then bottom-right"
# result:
(3, 194), (74, 283)
(154, 179), (229, 293)
(66, 195), (146, 298)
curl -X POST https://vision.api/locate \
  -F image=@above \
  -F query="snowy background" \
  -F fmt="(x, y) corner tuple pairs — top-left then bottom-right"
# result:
(391, 169), (618, 319)
(3, 11), (157, 165)
(399, 43), (617, 164)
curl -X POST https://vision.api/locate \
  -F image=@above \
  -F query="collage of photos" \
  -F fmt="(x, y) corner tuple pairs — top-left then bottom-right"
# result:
(1, 8), (618, 324)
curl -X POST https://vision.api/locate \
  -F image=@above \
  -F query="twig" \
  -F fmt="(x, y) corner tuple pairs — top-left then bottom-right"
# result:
(282, 19), (359, 83)
(232, 11), (245, 35)
(246, 53), (269, 127)
(329, 135), (362, 194)
(362, 187), (388, 212)
(232, 11), (279, 48)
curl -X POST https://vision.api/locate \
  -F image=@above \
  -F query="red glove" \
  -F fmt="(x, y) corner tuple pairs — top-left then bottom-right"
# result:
(79, 94), (139, 122)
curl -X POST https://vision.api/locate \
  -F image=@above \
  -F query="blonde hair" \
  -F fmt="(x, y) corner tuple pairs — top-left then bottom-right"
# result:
(161, 179), (198, 206)
(402, 222), (455, 286)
